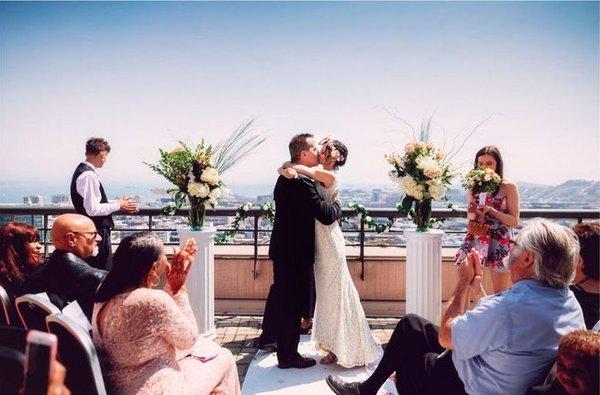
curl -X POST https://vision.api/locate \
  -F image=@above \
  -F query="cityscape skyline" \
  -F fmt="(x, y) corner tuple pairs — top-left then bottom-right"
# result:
(1, 178), (598, 210)
(1, 2), (598, 187)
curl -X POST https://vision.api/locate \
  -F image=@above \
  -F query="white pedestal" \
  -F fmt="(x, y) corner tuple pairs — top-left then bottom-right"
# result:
(404, 229), (444, 325)
(177, 226), (217, 339)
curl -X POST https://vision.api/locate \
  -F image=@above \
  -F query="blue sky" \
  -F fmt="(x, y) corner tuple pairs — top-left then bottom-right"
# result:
(1, 1), (598, 187)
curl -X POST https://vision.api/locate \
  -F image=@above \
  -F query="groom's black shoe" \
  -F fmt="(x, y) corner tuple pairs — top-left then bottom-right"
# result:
(326, 375), (362, 395)
(256, 341), (277, 352)
(278, 355), (317, 369)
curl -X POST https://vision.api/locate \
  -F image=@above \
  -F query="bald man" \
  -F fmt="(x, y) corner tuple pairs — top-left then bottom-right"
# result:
(22, 214), (107, 319)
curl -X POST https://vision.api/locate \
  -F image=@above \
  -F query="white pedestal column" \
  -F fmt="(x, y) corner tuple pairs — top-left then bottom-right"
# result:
(404, 229), (444, 325)
(177, 227), (217, 339)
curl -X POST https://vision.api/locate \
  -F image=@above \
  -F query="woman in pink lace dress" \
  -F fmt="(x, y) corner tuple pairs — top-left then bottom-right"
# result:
(92, 232), (240, 395)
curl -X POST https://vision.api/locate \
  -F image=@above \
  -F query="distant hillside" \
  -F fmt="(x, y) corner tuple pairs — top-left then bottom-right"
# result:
(441, 179), (599, 209)
(518, 180), (599, 207)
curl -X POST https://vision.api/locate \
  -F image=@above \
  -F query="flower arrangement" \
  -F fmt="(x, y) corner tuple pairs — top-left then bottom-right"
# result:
(145, 121), (265, 230)
(462, 167), (502, 194)
(387, 140), (453, 231)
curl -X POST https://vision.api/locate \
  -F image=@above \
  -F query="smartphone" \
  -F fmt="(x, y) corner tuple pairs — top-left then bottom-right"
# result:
(23, 330), (57, 395)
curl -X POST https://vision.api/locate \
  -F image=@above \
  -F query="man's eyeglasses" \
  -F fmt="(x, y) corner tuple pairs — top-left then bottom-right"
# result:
(66, 231), (99, 239)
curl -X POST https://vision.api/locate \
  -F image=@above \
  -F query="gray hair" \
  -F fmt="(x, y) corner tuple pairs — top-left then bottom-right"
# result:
(517, 219), (580, 288)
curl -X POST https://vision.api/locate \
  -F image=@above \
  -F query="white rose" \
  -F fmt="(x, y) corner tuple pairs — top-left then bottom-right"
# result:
(209, 187), (221, 200)
(427, 180), (446, 200)
(416, 156), (442, 179)
(200, 168), (220, 186)
(400, 175), (425, 200)
(395, 156), (405, 168)
(188, 182), (210, 198)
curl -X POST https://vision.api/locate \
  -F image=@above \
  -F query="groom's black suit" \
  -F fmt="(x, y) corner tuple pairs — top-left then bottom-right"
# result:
(260, 174), (342, 363)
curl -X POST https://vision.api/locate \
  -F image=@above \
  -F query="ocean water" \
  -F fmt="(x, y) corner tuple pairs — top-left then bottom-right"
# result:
(0, 180), (276, 204)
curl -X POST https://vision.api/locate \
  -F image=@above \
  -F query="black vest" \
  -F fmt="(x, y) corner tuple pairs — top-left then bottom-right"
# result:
(70, 162), (114, 229)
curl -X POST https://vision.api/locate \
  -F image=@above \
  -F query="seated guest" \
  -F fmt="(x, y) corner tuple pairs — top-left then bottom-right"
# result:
(92, 232), (240, 395)
(327, 219), (585, 395)
(528, 330), (600, 395)
(0, 222), (43, 298)
(22, 214), (106, 319)
(556, 330), (599, 395)
(571, 222), (599, 329)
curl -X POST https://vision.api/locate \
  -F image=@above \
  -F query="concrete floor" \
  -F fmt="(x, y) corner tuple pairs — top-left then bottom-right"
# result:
(214, 315), (400, 385)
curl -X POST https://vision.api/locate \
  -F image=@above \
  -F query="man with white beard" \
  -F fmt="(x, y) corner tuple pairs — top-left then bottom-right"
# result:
(22, 214), (107, 320)
(327, 219), (585, 395)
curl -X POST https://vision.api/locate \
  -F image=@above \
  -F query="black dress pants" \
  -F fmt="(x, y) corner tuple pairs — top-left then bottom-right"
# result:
(360, 314), (467, 395)
(260, 259), (309, 362)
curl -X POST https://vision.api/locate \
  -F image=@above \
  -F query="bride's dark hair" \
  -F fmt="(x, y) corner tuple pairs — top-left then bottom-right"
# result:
(321, 138), (348, 169)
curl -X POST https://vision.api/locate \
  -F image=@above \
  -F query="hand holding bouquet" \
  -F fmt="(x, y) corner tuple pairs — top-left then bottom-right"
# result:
(462, 167), (502, 235)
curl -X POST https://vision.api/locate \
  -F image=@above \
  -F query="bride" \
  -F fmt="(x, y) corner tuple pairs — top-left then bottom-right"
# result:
(279, 137), (382, 368)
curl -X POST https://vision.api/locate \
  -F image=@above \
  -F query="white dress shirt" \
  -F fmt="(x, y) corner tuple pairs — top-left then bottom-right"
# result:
(75, 161), (120, 217)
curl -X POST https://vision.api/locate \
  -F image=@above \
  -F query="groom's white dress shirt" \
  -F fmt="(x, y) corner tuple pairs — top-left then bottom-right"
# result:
(75, 161), (120, 217)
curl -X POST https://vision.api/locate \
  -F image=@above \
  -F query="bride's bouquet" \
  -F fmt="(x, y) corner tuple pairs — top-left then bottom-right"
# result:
(387, 140), (453, 231)
(461, 167), (502, 236)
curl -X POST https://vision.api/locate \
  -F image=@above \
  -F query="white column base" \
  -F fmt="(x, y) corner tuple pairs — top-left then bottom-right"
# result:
(404, 228), (444, 325)
(178, 226), (217, 340)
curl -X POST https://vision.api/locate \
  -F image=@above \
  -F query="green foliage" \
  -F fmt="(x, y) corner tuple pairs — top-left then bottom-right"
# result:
(212, 120), (267, 175)
(214, 202), (276, 244)
(347, 202), (396, 233)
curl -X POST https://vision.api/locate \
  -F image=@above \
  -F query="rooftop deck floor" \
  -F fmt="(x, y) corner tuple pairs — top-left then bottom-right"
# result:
(214, 315), (400, 386)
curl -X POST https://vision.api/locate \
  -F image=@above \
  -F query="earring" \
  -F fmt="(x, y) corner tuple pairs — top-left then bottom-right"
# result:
(148, 272), (160, 288)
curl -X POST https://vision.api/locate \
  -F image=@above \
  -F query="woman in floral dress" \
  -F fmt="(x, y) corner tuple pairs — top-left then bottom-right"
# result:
(455, 145), (520, 293)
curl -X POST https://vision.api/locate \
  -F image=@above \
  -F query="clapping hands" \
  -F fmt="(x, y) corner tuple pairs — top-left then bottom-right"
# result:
(167, 238), (198, 294)
(119, 196), (139, 213)
(457, 249), (483, 287)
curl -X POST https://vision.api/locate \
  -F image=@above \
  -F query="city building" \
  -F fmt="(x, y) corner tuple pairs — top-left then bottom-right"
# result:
(51, 194), (70, 205)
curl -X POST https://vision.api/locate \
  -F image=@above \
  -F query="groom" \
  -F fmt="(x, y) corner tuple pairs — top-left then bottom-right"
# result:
(259, 133), (342, 369)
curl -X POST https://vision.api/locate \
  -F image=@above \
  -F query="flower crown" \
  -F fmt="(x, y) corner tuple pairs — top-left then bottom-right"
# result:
(319, 137), (345, 163)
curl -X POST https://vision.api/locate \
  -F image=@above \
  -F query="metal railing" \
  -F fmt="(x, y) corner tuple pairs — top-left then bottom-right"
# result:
(1, 206), (598, 280)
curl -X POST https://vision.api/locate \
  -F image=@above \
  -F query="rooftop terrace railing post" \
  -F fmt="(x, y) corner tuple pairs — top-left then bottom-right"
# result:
(360, 218), (365, 281)
(43, 214), (49, 258)
(148, 214), (153, 231)
(252, 214), (259, 280)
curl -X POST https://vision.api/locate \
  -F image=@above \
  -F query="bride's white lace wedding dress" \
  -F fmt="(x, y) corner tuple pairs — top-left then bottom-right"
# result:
(312, 174), (383, 368)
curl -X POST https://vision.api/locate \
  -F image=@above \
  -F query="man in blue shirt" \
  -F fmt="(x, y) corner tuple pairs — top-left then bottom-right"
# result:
(327, 219), (585, 395)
